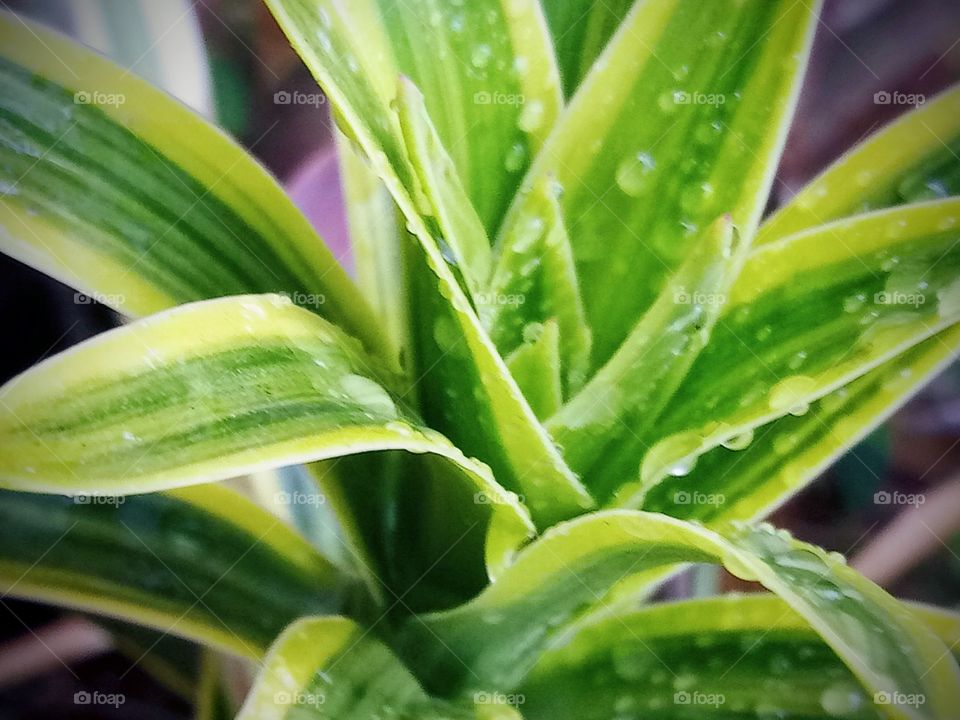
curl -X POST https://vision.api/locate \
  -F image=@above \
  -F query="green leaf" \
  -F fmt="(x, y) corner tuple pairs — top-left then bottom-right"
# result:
(195, 651), (235, 720)
(759, 86), (960, 244)
(641, 325), (960, 525)
(265, 0), (562, 237)
(612, 199), (960, 508)
(0, 294), (533, 584)
(237, 616), (470, 720)
(540, 0), (636, 98)
(505, 318), (562, 419)
(484, 174), (592, 397)
(500, 0), (819, 370)
(0, 484), (353, 658)
(0, 12), (386, 359)
(400, 513), (960, 720)
(519, 594), (960, 720)
(268, 1), (593, 527)
(395, 76), (492, 297)
(546, 215), (741, 501)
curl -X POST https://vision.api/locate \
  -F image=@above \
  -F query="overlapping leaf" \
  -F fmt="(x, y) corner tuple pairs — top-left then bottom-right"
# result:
(498, 0), (820, 369)
(399, 512), (960, 720)
(596, 200), (960, 507)
(760, 86), (960, 244)
(0, 294), (533, 591)
(0, 13), (386, 358)
(520, 594), (960, 719)
(267, 0), (593, 527)
(0, 485), (352, 658)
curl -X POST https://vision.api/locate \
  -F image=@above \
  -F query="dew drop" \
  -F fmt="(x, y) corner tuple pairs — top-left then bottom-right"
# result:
(471, 43), (492, 68)
(518, 100), (545, 133)
(504, 142), (527, 173)
(768, 376), (817, 415)
(820, 682), (865, 716)
(721, 428), (754, 451)
(843, 293), (866, 313)
(615, 151), (656, 197)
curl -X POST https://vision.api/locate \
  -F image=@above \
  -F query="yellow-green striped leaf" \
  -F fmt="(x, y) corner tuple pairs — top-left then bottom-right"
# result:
(0, 12), (385, 358)
(520, 594), (960, 720)
(611, 200), (960, 507)
(760, 86), (960, 245)
(547, 215), (741, 501)
(540, 0), (636, 98)
(400, 513), (960, 720)
(268, 1), (593, 527)
(0, 484), (353, 658)
(237, 616), (471, 720)
(505, 318), (562, 419)
(0, 294), (533, 583)
(642, 326), (960, 525)
(265, 0), (562, 238)
(499, 0), (819, 370)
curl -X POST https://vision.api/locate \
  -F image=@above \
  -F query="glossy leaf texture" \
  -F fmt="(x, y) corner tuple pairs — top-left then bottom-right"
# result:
(237, 616), (471, 720)
(0, 12), (385, 358)
(641, 326), (960, 525)
(399, 512), (960, 720)
(759, 86), (960, 244)
(0, 484), (354, 658)
(267, 0), (593, 527)
(265, 0), (561, 237)
(483, 174), (592, 397)
(586, 199), (960, 508)
(0, 294), (533, 592)
(546, 215), (742, 500)
(540, 0), (636, 97)
(519, 594), (960, 720)
(498, 0), (820, 370)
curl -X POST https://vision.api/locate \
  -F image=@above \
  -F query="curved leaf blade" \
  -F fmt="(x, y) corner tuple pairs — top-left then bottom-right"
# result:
(500, 0), (820, 369)
(237, 616), (470, 720)
(0, 294), (533, 581)
(760, 86), (960, 244)
(265, 0), (561, 237)
(642, 326), (960, 525)
(0, 13), (385, 357)
(521, 594), (960, 720)
(0, 484), (352, 658)
(616, 200), (960, 506)
(401, 512), (960, 720)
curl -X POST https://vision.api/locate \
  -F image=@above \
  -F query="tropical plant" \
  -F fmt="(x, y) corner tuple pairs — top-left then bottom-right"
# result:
(1, 1), (959, 718)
